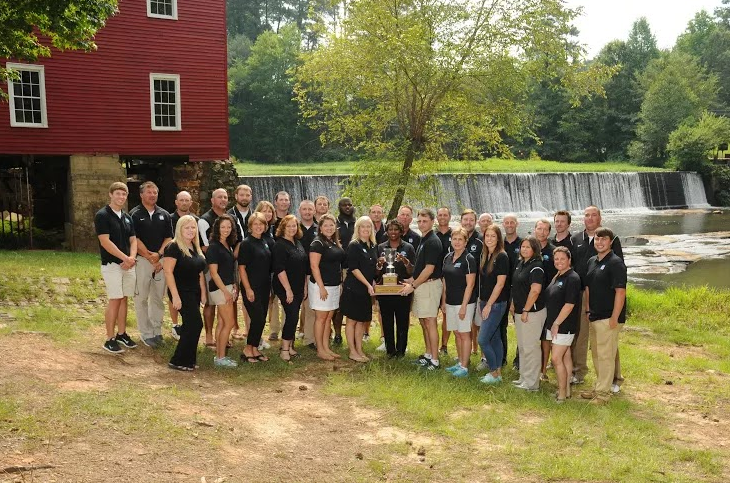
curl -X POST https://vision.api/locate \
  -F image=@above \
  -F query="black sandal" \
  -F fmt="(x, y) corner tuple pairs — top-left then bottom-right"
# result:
(255, 354), (269, 362)
(240, 354), (259, 363)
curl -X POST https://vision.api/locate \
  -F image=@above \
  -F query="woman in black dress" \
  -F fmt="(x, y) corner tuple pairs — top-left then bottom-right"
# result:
(375, 219), (415, 358)
(164, 215), (207, 371)
(341, 216), (378, 362)
(238, 212), (273, 363)
(309, 214), (346, 361)
(544, 246), (581, 402)
(272, 214), (308, 362)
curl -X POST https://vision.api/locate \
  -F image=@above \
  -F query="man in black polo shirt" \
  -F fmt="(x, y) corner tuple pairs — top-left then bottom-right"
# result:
(298, 199), (318, 347)
(332, 197), (356, 344)
(397, 205), (421, 250)
(478, 212), (493, 236)
(95, 182), (138, 353)
(552, 210), (573, 249)
(130, 181), (173, 348)
(460, 209), (485, 356)
(502, 214), (521, 368)
(580, 227), (627, 404)
(229, 184), (253, 243)
(400, 209), (443, 370)
(570, 205), (624, 385)
(198, 188), (229, 345)
(435, 206), (452, 354)
(169, 190), (199, 340)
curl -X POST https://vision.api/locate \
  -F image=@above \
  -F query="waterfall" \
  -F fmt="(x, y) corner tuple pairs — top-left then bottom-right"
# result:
(237, 171), (710, 215)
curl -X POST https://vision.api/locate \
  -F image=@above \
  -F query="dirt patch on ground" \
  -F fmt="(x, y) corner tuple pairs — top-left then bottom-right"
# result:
(0, 333), (500, 483)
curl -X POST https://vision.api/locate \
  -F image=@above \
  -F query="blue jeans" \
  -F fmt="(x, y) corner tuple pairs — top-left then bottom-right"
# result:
(478, 300), (508, 371)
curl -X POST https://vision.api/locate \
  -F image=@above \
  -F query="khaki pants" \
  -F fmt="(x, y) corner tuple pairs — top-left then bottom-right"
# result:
(571, 290), (590, 380)
(134, 256), (166, 340)
(514, 308), (546, 390)
(589, 319), (622, 395)
(301, 301), (316, 345)
(268, 294), (282, 336)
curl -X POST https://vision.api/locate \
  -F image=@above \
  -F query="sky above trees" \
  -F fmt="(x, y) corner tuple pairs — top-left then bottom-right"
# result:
(566, 0), (722, 57)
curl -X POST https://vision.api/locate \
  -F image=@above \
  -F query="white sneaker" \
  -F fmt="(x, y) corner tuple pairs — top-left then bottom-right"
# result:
(476, 358), (489, 372)
(296, 332), (304, 340)
(376, 339), (386, 351)
(258, 340), (271, 350)
(611, 383), (621, 394)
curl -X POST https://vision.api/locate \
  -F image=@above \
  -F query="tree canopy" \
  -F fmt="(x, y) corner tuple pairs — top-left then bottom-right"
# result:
(295, 0), (613, 217)
(1, 0), (118, 84)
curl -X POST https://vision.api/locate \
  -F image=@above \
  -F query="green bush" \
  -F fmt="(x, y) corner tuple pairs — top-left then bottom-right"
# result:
(666, 112), (730, 174)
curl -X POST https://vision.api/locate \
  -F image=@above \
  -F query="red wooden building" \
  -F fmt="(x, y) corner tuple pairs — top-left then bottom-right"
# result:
(0, 0), (229, 250)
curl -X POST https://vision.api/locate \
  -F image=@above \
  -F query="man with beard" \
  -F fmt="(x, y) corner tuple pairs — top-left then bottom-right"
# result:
(552, 210), (573, 249)
(228, 184), (253, 341)
(298, 200), (318, 347)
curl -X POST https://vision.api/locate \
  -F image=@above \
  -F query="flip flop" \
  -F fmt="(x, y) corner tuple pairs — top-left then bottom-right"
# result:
(240, 354), (259, 363)
(255, 354), (269, 362)
(232, 332), (246, 340)
(205, 342), (216, 348)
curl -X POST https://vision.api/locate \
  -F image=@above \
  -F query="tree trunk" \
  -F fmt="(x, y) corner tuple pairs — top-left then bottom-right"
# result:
(387, 144), (416, 220)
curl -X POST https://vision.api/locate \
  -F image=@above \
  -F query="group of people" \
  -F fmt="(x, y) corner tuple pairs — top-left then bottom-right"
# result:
(94, 181), (626, 404)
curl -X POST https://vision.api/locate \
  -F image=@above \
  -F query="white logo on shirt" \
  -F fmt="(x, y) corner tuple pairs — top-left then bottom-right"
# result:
(159, 215), (164, 221)
(600, 265), (606, 270)
(454, 262), (462, 268)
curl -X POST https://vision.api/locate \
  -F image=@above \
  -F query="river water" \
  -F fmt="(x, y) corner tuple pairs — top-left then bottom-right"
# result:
(511, 210), (730, 290)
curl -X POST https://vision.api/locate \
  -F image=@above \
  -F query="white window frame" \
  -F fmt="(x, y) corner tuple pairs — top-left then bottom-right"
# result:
(6, 63), (48, 128)
(149, 73), (182, 131)
(147, 0), (178, 20)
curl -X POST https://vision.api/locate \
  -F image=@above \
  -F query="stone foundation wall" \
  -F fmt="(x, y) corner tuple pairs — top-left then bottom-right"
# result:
(173, 160), (239, 214)
(67, 154), (126, 251)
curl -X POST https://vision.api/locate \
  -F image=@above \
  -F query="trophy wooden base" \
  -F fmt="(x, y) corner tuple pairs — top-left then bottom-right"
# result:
(374, 283), (403, 295)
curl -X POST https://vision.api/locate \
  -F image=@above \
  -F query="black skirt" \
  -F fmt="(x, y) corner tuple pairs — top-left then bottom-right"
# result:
(340, 285), (372, 322)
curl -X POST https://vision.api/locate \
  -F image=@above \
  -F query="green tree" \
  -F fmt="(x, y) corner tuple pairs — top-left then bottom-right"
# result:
(0, 0), (117, 83)
(676, 8), (730, 108)
(296, 0), (612, 218)
(229, 24), (318, 162)
(629, 51), (718, 167)
(667, 112), (730, 173)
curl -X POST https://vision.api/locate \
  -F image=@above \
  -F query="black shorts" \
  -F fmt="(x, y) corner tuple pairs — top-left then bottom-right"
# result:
(340, 285), (373, 322)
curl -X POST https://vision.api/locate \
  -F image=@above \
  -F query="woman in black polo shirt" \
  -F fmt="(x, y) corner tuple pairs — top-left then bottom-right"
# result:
(441, 227), (477, 378)
(510, 236), (546, 391)
(164, 215), (207, 371)
(544, 246), (581, 402)
(309, 214), (346, 361)
(238, 212), (273, 363)
(341, 216), (377, 363)
(477, 225), (510, 384)
(207, 214), (239, 368)
(272, 214), (308, 362)
(375, 219), (415, 358)
(254, 200), (278, 349)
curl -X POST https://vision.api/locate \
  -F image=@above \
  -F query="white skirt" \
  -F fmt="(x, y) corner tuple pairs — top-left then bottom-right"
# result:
(308, 280), (341, 311)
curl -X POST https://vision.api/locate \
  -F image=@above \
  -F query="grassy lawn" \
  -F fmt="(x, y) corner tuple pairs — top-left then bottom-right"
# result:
(234, 158), (669, 176)
(0, 250), (728, 481)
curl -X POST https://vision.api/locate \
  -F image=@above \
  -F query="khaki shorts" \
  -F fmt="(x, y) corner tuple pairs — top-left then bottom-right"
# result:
(209, 284), (235, 306)
(412, 279), (443, 319)
(546, 330), (575, 346)
(101, 262), (136, 299)
(445, 303), (476, 333)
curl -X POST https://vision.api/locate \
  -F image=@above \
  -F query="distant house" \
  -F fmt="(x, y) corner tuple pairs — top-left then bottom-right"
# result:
(0, 0), (228, 250)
